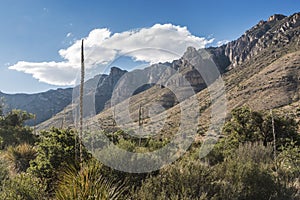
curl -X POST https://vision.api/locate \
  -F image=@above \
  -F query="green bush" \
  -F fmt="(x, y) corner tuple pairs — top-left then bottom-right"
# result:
(223, 107), (300, 147)
(212, 142), (295, 200)
(0, 159), (8, 188)
(0, 173), (47, 200)
(0, 110), (36, 149)
(277, 142), (300, 199)
(29, 128), (90, 190)
(214, 157), (278, 200)
(136, 161), (217, 200)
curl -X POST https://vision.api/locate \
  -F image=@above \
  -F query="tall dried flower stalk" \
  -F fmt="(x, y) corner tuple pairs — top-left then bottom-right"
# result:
(79, 39), (85, 167)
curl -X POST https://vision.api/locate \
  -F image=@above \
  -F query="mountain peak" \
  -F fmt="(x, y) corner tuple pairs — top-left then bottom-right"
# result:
(183, 46), (198, 59)
(109, 66), (127, 76)
(267, 14), (286, 22)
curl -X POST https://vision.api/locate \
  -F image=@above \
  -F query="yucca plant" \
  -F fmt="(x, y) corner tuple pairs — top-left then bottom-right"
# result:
(4, 143), (36, 173)
(55, 160), (127, 200)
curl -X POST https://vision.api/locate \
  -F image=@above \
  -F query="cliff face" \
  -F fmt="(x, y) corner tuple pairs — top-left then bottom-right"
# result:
(221, 13), (300, 68)
(166, 12), (300, 91)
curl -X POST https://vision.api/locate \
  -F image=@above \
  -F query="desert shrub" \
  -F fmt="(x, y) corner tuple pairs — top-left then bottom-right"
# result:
(0, 173), (47, 200)
(276, 142), (300, 199)
(136, 160), (217, 200)
(213, 142), (294, 200)
(223, 107), (299, 147)
(214, 157), (278, 200)
(0, 159), (8, 188)
(29, 128), (90, 191)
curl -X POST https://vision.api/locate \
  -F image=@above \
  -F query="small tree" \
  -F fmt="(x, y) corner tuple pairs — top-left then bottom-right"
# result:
(29, 128), (90, 190)
(0, 110), (36, 149)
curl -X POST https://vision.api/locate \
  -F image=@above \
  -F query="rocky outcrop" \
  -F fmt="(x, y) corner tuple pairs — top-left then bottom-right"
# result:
(268, 14), (286, 22)
(169, 12), (299, 78)
(216, 12), (300, 68)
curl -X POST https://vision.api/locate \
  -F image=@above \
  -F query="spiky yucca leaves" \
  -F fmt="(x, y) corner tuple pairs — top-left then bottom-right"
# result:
(55, 160), (127, 200)
(4, 143), (36, 173)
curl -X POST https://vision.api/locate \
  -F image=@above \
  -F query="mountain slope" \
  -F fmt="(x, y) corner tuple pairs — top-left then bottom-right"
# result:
(38, 12), (300, 132)
(82, 50), (300, 140)
(82, 12), (300, 136)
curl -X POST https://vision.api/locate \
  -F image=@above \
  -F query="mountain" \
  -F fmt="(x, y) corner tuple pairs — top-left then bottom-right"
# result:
(79, 12), (300, 137)
(0, 73), (107, 125)
(0, 88), (73, 125)
(38, 12), (300, 132)
(36, 67), (127, 130)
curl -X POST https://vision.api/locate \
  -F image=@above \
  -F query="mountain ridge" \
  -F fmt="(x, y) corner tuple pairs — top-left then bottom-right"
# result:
(0, 88), (73, 125)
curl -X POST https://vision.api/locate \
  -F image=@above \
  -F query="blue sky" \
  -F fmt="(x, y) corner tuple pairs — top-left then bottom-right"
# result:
(0, 0), (299, 94)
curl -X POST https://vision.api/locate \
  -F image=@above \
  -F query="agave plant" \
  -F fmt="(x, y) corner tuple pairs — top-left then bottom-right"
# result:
(55, 160), (127, 200)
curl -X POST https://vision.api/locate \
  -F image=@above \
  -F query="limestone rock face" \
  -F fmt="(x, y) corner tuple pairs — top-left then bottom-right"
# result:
(219, 12), (300, 68)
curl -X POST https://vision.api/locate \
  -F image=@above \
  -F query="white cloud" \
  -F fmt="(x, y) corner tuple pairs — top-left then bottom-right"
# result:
(9, 24), (213, 86)
(9, 61), (77, 85)
(216, 40), (230, 47)
(66, 32), (72, 38)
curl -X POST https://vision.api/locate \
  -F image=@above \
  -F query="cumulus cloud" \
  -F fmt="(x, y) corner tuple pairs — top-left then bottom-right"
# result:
(9, 61), (77, 85)
(9, 24), (213, 86)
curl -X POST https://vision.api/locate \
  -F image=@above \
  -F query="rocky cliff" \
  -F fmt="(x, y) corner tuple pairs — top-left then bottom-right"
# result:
(219, 13), (300, 68)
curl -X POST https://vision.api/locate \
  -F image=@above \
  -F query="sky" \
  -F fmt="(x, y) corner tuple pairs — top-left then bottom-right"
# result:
(0, 0), (299, 94)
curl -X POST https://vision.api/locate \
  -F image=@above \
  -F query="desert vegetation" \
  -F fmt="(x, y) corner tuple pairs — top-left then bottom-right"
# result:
(0, 103), (299, 199)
